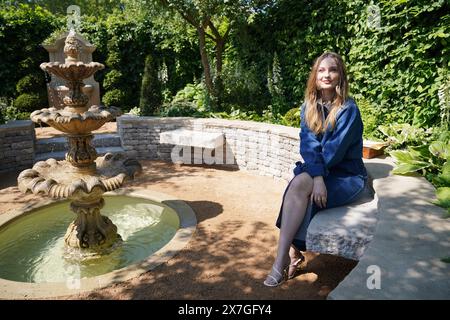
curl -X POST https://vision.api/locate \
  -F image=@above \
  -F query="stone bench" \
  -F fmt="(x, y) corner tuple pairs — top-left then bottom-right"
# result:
(159, 129), (225, 164)
(306, 179), (378, 261)
(160, 129), (224, 149)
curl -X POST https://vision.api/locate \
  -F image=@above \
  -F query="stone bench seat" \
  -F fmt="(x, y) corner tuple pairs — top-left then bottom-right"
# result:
(306, 183), (378, 261)
(159, 129), (224, 149)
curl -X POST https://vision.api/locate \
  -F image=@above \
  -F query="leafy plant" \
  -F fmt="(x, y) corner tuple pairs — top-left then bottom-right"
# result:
(389, 129), (450, 217)
(159, 101), (199, 117)
(13, 93), (45, 113)
(102, 89), (126, 107)
(433, 187), (450, 217)
(378, 123), (435, 150)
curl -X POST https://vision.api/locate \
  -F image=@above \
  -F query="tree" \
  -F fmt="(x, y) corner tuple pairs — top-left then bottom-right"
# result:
(156, 0), (272, 110)
(140, 54), (162, 115)
(3, 0), (123, 16)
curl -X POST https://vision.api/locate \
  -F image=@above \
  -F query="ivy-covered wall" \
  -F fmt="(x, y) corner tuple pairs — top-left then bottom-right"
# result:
(232, 0), (448, 129)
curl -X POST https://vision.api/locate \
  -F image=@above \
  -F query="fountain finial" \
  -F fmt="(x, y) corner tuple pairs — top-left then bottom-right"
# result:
(64, 30), (82, 63)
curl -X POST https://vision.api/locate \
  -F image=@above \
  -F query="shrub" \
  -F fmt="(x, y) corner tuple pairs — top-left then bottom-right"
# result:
(160, 101), (199, 117)
(13, 93), (45, 113)
(0, 101), (5, 124)
(16, 74), (44, 94)
(105, 51), (121, 69)
(102, 89), (126, 107)
(281, 107), (300, 128)
(103, 70), (123, 90)
(170, 83), (208, 110)
(356, 98), (382, 140)
(0, 4), (60, 97)
(139, 54), (162, 116)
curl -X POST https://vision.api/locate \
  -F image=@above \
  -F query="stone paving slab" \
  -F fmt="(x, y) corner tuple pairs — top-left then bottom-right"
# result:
(329, 157), (450, 300)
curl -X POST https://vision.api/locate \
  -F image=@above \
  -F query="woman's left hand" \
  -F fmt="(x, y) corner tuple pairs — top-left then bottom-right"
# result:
(311, 176), (327, 208)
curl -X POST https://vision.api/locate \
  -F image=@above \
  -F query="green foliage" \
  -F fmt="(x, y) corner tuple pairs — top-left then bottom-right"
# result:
(159, 101), (199, 117)
(388, 127), (450, 216)
(347, 0), (449, 128)
(103, 69), (123, 90)
(13, 93), (45, 113)
(159, 82), (209, 117)
(378, 123), (435, 150)
(0, 98), (6, 124)
(357, 97), (382, 139)
(390, 149), (432, 175)
(209, 105), (282, 124)
(267, 52), (288, 115)
(16, 73), (46, 94)
(281, 107), (300, 128)
(140, 54), (162, 116)
(433, 187), (450, 218)
(102, 89), (126, 107)
(127, 106), (141, 116)
(170, 83), (208, 110)
(0, 3), (60, 97)
(7, 0), (124, 16)
(221, 59), (270, 114)
(1, 0), (448, 134)
(0, 104), (30, 123)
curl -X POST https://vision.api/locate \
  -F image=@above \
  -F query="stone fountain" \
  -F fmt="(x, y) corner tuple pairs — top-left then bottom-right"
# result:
(17, 30), (142, 251)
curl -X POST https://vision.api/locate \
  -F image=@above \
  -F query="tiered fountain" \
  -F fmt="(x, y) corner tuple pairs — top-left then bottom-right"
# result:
(0, 26), (195, 299)
(17, 30), (142, 251)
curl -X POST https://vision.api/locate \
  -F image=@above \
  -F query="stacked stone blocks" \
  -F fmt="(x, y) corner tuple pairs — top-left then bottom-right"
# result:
(0, 120), (36, 174)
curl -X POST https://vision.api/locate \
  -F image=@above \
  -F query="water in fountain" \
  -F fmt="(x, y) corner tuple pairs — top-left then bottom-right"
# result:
(0, 196), (179, 282)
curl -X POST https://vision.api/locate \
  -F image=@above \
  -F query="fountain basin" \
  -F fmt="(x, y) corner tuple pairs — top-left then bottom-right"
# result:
(40, 61), (104, 82)
(30, 105), (121, 134)
(0, 189), (196, 299)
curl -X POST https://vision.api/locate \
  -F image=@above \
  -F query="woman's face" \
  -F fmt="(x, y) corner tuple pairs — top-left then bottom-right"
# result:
(316, 57), (340, 93)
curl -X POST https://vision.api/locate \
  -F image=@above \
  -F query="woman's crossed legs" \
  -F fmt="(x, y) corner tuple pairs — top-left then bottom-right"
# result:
(264, 173), (313, 286)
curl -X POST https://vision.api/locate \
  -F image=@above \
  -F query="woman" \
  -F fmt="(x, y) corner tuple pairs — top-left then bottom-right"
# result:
(264, 52), (370, 287)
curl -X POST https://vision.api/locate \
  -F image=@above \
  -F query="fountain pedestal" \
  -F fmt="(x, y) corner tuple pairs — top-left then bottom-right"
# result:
(65, 198), (118, 248)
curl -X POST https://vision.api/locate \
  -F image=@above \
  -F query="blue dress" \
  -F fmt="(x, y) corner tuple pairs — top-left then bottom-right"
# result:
(275, 97), (368, 250)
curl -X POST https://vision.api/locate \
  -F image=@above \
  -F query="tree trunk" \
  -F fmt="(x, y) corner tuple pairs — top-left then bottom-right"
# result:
(197, 26), (214, 98)
(214, 38), (225, 109)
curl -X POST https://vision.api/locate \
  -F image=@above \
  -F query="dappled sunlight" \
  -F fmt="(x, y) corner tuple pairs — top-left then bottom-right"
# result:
(21, 160), (356, 300)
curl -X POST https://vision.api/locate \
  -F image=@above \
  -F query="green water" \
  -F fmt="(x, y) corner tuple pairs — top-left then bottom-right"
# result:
(0, 196), (179, 283)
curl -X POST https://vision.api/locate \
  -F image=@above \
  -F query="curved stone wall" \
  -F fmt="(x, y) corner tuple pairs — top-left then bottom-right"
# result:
(0, 120), (35, 174)
(117, 116), (301, 182)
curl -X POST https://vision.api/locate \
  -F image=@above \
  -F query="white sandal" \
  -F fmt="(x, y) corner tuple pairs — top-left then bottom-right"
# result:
(263, 267), (287, 287)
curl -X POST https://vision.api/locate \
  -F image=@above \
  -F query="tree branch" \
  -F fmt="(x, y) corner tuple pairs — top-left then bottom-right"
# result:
(207, 20), (221, 39)
(158, 0), (198, 27)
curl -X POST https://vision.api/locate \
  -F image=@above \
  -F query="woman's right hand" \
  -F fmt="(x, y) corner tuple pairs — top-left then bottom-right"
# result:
(311, 176), (327, 208)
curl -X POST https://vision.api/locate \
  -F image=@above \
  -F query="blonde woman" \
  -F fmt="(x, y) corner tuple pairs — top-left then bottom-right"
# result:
(264, 52), (371, 287)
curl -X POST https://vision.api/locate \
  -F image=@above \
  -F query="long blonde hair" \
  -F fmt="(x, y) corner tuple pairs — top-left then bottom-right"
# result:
(304, 52), (349, 135)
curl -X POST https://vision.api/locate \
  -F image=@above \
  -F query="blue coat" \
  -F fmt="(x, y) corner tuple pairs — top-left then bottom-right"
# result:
(295, 97), (367, 207)
(276, 97), (368, 248)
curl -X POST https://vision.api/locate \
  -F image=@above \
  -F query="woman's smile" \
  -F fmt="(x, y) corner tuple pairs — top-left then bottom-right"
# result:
(316, 57), (340, 92)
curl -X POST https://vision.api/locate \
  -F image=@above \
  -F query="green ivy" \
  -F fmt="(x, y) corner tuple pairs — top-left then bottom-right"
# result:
(0, 4), (60, 97)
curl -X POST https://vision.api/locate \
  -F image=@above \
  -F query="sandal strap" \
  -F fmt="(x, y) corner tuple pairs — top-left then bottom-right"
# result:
(290, 257), (305, 267)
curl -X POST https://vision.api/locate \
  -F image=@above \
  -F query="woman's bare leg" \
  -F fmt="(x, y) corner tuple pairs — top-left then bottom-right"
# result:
(264, 173), (313, 285)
